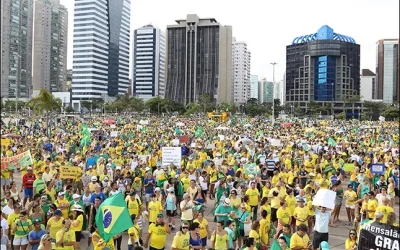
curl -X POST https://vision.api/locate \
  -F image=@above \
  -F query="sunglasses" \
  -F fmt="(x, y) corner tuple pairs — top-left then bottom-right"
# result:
(230, 193), (235, 195)
(182, 227), (189, 229)
(350, 233), (356, 235)
(241, 207), (246, 209)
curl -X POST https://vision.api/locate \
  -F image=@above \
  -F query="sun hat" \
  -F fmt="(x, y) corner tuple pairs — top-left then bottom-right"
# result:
(91, 176), (97, 181)
(72, 204), (84, 212)
(167, 187), (174, 192)
(224, 198), (231, 205)
(155, 187), (161, 192)
(58, 192), (65, 196)
(72, 194), (81, 199)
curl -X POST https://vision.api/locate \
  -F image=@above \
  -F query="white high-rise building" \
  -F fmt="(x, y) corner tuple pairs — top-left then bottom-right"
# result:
(250, 75), (258, 100)
(360, 69), (376, 101)
(132, 24), (165, 100)
(232, 38), (251, 104)
(274, 80), (284, 104)
(72, 0), (131, 109)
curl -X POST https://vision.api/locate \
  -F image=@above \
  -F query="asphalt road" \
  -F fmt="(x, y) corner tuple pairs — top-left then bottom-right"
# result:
(10, 173), (399, 250)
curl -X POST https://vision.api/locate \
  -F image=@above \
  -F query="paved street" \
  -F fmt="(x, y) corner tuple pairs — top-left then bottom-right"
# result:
(11, 173), (399, 250)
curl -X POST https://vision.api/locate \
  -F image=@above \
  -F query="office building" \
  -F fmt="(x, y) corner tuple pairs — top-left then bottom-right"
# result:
(1, 0), (34, 99)
(376, 39), (399, 104)
(132, 24), (166, 100)
(274, 80), (284, 104)
(72, 0), (131, 109)
(250, 75), (258, 100)
(232, 38), (251, 104)
(286, 25), (361, 113)
(165, 14), (233, 105)
(360, 69), (376, 101)
(33, 0), (68, 92)
(258, 78), (273, 103)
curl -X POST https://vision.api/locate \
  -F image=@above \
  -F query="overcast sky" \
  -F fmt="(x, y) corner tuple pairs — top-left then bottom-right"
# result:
(61, 0), (399, 81)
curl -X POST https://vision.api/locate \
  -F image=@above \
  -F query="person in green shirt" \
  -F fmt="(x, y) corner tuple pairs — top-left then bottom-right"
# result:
(33, 172), (46, 195)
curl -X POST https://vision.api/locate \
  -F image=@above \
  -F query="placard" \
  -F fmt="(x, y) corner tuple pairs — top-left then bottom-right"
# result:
(312, 189), (336, 209)
(358, 222), (399, 250)
(1, 150), (33, 170)
(110, 131), (119, 137)
(162, 147), (181, 167)
(270, 139), (281, 147)
(343, 163), (355, 172)
(369, 164), (386, 175)
(179, 135), (189, 143)
(60, 166), (81, 179)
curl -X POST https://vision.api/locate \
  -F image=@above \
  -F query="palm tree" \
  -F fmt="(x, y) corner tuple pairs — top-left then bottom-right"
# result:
(27, 89), (62, 136)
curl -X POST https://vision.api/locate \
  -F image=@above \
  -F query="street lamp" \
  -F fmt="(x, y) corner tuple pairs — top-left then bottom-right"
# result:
(357, 106), (361, 120)
(270, 62), (277, 123)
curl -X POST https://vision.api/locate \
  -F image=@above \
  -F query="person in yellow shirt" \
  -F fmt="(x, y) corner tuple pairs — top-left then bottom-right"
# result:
(245, 182), (260, 221)
(345, 229), (358, 250)
(375, 197), (394, 224)
(46, 209), (64, 240)
(147, 194), (163, 225)
(293, 199), (310, 229)
(55, 219), (76, 250)
(290, 224), (311, 250)
(54, 192), (70, 219)
(171, 221), (191, 250)
(366, 191), (378, 220)
(277, 201), (292, 229)
(70, 205), (84, 249)
(343, 184), (358, 225)
(259, 210), (270, 248)
(127, 191), (142, 222)
(144, 213), (170, 250)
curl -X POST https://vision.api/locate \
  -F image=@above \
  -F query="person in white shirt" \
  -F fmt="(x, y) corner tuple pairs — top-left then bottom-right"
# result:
(180, 193), (194, 223)
(153, 165), (164, 180)
(312, 206), (331, 250)
(42, 167), (53, 184)
(0, 211), (9, 236)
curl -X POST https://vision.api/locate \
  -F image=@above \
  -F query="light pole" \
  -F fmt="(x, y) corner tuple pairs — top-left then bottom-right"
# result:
(270, 62), (277, 123)
(331, 82), (335, 117)
(357, 106), (361, 120)
(16, 54), (22, 114)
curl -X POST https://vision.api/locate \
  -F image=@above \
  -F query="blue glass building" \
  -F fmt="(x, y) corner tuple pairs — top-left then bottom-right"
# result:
(285, 25), (361, 114)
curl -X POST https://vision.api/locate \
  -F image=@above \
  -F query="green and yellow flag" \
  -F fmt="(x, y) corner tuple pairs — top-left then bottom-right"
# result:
(95, 192), (133, 241)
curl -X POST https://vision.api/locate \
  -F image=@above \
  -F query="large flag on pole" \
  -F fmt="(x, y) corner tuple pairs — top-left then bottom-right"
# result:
(95, 192), (133, 241)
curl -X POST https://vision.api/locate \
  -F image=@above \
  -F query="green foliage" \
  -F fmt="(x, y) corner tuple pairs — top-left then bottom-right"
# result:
(218, 102), (238, 113)
(145, 97), (184, 114)
(381, 106), (400, 120)
(335, 112), (346, 120)
(363, 101), (386, 118)
(2, 100), (26, 111)
(198, 94), (215, 112)
(65, 106), (74, 113)
(27, 89), (62, 114)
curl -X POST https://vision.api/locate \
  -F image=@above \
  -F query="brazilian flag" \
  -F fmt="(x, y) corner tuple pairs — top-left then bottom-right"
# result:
(270, 239), (281, 250)
(95, 192), (133, 241)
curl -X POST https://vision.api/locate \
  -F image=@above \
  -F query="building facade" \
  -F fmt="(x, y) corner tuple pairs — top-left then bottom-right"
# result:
(286, 25), (361, 114)
(250, 75), (258, 100)
(258, 78), (273, 103)
(360, 69), (376, 101)
(376, 39), (399, 104)
(232, 38), (251, 104)
(33, 0), (68, 93)
(1, 0), (34, 99)
(165, 14), (233, 105)
(72, 0), (131, 108)
(132, 24), (166, 101)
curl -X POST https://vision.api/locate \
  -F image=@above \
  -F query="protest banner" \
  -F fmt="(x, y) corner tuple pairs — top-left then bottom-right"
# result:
(60, 166), (81, 179)
(244, 163), (257, 175)
(110, 131), (119, 137)
(138, 155), (150, 163)
(312, 189), (336, 209)
(0, 150), (33, 170)
(179, 135), (189, 143)
(343, 163), (355, 172)
(357, 222), (399, 250)
(369, 164), (386, 175)
(161, 147), (181, 167)
(270, 139), (281, 147)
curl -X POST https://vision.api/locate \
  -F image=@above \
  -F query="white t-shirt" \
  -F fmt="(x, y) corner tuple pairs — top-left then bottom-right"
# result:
(180, 200), (194, 220)
(376, 193), (392, 206)
(1, 206), (13, 216)
(1, 218), (8, 235)
(153, 169), (164, 179)
(199, 176), (208, 190)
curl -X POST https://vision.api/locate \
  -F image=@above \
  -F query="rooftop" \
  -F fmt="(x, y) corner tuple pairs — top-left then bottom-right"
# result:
(292, 25), (356, 45)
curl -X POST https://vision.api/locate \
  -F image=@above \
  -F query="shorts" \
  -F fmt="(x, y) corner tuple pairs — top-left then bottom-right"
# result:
(312, 231), (329, 249)
(13, 236), (29, 245)
(1, 178), (10, 187)
(150, 246), (164, 250)
(334, 197), (343, 206)
(201, 189), (208, 198)
(75, 231), (82, 242)
(239, 228), (245, 237)
(131, 214), (136, 222)
(271, 208), (278, 223)
(166, 210), (176, 217)
(345, 204), (355, 209)
(201, 237), (207, 246)
(291, 216), (296, 226)
(24, 188), (33, 198)
(395, 188), (399, 197)
(145, 193), (151, 203)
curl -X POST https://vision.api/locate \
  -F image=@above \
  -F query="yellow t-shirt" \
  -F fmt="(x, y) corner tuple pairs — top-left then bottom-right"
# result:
(71, 214), (83, 232)
(47, 217), (64, 239)
(55, 229), (76, 250)
(261, 186), (270, 199)
(245, 188), (259, 206)
(148, 223), (168, 249)
(128, 226), (140, 245)
(293, 206), (310, 226)
(171, 232), (190, 250)
(148, 201), (162, 223)
(92, 232), (114, 250)
(285, 196), (297, 215)
(259, 218), (270, 245)
(7, 212), (19, 236)
(230, 197), (241, 209)
(193, 218), (209, 238)
(211, 232), (228, 250)
(344, 190), (357, 206)
(277, 207), (292, 225)
(376, 205), (394, 224)
(249, 229), (261, 246)
(55, 199), (70, 219)
(367, 199), (378, 219)
(260, 204), (271, 221)
(345, 238), (357, 249)
(290, 232), (310, 249)
(127, 198), (141, 216)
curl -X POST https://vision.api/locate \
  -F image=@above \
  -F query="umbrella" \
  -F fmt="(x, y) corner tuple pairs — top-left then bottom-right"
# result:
(281, 122), (293, 128)
(176, 122), (185, 127)
(1, 133), (21, 139)
(103, 119), (115, 125)
(215, 126), (229, 130)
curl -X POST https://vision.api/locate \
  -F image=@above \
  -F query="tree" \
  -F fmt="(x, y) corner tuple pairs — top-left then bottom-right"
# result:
(307, 101), (321, 116)
(81, 101), (92, 112)
(145, 96), (163, 113)
(184, 103), (200, 115)
(129, 97), (144, 112)
(198, 94), (215, 112)
(65, 106), (74, 113)
(363, 101), (386, 119)
(3, 100), (26, 112)
(381, 105), (400, 120)
(218, 102), (238, 113)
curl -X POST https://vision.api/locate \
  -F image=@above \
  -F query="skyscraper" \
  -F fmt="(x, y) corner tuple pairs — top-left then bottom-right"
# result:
(232, 38), (251, 104)
(72, 0), (130, 108)
(250, 75), (258, 100)
(33, 0), (68, 93)
(1, 0), (33, 99)
(376, 39), (399, 104)
(286, 25), (360, 113)
(165, 14), (233, 105)
(132, 24), (166, 100)
(258, 78), (273, 103)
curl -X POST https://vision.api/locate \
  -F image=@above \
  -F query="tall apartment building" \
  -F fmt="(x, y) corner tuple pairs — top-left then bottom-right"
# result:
(376, 39), (399, 104)
(286, 25), (361, 114)
(33, 0), (68, 93)
(274, 80), (284, 104)
(132, 24), (166, 100)
(72, 0), (131, 108)
(165, 14), (233, 105)
(1, 0), (34, 99)
(250, 75), (259, 100)
(258, 78), (273, 103)
(232, 38), (251, 104)
(360, 69), (376, 101)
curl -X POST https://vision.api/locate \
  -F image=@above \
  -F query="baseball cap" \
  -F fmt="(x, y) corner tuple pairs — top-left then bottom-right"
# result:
(33, 219), (41, 225)
(72, 194), (81, 199)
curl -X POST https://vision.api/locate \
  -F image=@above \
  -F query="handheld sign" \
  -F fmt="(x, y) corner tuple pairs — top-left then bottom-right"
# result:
(312, 189), (336, 210)
(369, 164), (386, 175)
(358, 222), (399, 250)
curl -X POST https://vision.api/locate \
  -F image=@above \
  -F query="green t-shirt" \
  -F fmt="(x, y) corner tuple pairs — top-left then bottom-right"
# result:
(33, 179), (46, 194)
(15, 219), (32, 238)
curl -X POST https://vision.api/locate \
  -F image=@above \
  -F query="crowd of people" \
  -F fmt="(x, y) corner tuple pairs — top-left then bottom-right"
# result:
(0, 115), (399, 250)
